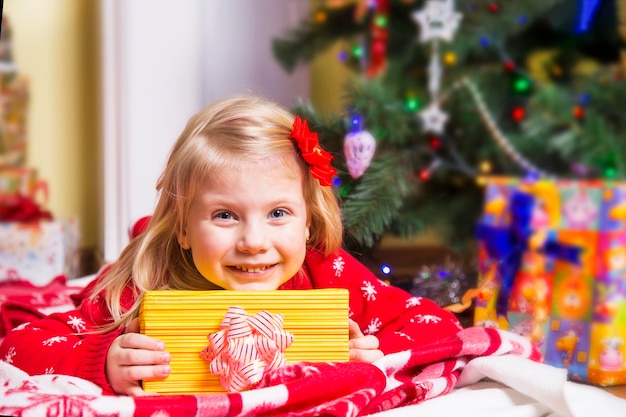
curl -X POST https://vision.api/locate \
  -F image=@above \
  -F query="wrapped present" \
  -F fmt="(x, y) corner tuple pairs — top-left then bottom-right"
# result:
(0, 17), (29, 168)
(0, 218), (80, 285)
(139, 289), (350, 395)
(0, 167), (47, 201)
(473, 177), (626, 386)
(0, 73), (29, 167)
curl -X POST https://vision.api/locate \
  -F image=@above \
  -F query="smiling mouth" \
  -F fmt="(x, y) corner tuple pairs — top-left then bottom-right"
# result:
(235, 265), (269, 273)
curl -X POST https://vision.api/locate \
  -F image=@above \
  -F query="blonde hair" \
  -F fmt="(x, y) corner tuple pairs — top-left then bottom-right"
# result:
(90, 95), (343, 331)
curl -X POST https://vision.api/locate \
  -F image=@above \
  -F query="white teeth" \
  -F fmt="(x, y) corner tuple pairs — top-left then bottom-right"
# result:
(236, 266), (267, 273)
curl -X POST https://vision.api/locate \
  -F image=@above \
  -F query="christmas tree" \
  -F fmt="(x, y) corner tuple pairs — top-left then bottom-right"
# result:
(273, 0), (626, 254)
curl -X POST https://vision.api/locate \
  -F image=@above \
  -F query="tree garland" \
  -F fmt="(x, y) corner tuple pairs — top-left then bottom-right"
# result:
(443, 78), (551, 178)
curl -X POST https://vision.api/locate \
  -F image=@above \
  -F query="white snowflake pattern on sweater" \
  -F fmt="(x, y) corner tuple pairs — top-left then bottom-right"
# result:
(67, 316), (87, 333)
(12, 322), (30, 332)
(411, 314), (443, 325)
(394, 331), (414, 342)
(332, 256), (345, 277)
(42, 336), (68, 347)
(406, 297), (422, 308)
(365, 317), (382, 335)
(360, 281), (377, 301)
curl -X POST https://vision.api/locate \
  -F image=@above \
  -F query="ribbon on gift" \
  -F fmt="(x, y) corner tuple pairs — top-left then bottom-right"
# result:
(0, 193), (52, 222)
(200, 306), (294, 393)
(476, 189), (583, 317)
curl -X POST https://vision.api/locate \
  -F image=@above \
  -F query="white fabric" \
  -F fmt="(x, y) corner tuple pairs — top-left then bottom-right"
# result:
(0, 361), (136, 417)
(373, 355), (626, 417)
(2, 349), (625, 417)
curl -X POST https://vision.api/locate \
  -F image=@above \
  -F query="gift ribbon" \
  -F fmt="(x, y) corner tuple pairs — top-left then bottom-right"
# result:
(475, 189), (583, 317)
(200, 306), (294, 392)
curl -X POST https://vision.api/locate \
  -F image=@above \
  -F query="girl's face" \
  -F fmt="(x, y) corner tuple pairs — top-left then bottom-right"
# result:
(181, 157), (310, 290)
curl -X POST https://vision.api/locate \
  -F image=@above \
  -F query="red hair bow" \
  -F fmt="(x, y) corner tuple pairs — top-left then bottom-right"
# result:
(291, 116), (336, 186)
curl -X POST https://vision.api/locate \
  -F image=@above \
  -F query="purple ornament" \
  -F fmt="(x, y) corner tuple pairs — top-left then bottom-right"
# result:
(344, 130), (377, 179)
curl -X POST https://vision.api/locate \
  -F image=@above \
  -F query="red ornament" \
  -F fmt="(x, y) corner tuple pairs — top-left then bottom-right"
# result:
(503, 60), (515, 72)
(418, 169), (430, 181)
(512, 106), (525, 122)
(366, 0), (390, 78)
(371, 39), (386, 55)
(428, 136), (442, 150)
(573, 105), (585, 119)
(488, 3), (499, 13)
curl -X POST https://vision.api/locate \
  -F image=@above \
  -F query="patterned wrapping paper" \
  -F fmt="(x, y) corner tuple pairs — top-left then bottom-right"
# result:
(0, 218), (80, 285)
(0, 167), (45, 200)
(474, 177), (626, 386)
(139, 289), (350, 395)
(0, 73), (29, 167)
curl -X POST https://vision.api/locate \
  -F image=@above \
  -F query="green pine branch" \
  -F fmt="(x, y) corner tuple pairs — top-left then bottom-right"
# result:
(272, 6), (365, 73)
(341, 154), (412, 249)
(271, 0), (625, 249)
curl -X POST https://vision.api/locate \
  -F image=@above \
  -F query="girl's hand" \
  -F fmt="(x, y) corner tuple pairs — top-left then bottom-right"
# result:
(106, 318), (171, 396)
(348, 319), (384, 363)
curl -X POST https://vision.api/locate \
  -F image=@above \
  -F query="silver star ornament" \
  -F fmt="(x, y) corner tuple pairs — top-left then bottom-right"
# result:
(419, 103), (449, 134)
(412, 0), (463, 43)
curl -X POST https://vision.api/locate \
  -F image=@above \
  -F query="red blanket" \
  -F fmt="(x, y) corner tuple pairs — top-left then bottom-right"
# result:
(0, 326), (541, 417)
(0, 276), (83, 343)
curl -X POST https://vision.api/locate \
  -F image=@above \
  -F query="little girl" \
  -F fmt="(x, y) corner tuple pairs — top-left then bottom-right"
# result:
(0, 95), (462, 396)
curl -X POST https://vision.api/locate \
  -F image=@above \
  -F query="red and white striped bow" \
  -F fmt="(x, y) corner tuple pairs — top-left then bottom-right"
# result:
(200, 306), (294, 392)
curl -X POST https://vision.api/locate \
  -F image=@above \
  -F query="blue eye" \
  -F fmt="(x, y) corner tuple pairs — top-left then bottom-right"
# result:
(270, 209), (286, 218)
(215, 211), (233, 220)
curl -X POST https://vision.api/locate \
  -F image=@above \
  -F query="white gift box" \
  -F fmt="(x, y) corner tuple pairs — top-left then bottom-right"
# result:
(0, 218), (79, 285)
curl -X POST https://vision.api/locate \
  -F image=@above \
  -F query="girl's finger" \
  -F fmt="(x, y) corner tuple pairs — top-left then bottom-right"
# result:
(117, 332), (165, 351)
(125, 384), (148, 397)
(348, 319), (364, 339)
(116, 348), (171, 367)
(119, 363), (172, 383)
(349, 334), (380, 350)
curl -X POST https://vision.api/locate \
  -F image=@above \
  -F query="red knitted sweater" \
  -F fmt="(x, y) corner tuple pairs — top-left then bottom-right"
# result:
(0, 248), (461, 395)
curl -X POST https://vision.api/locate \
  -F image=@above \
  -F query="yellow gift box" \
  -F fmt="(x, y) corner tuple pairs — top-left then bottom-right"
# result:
(139, 289), (350, 394)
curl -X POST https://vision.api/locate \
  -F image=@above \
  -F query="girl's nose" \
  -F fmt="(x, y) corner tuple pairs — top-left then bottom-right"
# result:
(236, 221), (269, 253)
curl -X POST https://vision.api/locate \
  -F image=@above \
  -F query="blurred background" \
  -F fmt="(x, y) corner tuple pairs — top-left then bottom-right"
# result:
(1, 0), (625, 310)
(2, 0), (321, 271)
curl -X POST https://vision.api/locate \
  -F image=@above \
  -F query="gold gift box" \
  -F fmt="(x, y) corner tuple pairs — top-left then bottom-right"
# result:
(139, 289), (350, 394)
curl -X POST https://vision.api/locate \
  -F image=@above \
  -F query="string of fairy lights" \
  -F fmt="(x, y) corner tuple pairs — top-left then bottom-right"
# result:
(322, 0), (613, 190)
(314, 0), (612, 281)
